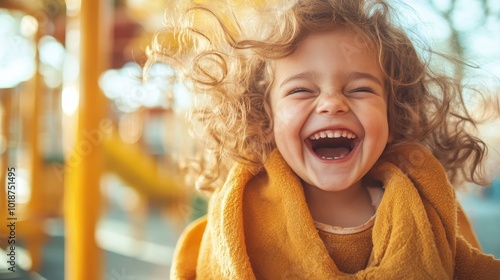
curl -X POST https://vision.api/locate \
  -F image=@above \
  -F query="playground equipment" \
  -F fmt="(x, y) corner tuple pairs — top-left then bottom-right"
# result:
(0, 1), (186, 279)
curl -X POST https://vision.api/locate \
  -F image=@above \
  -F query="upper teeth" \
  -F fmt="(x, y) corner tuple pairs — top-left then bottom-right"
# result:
(309, 129), (356, 140)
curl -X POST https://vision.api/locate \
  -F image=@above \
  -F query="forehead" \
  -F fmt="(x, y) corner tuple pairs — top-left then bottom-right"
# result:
(273, 29), (382, 80)
(299, 29), (369, 55)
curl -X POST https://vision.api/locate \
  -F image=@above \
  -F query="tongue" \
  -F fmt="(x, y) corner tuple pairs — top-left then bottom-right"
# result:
(315, 147), (350, 159)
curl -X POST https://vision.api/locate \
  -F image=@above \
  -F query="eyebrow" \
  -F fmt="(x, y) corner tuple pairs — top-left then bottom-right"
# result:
(279, 71), (383, 89)
(346, 72), (383, 87)
(279, 71), (315, 89)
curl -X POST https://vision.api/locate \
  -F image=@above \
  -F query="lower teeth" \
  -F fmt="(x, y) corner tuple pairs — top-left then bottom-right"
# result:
(321, 155), (344, 160)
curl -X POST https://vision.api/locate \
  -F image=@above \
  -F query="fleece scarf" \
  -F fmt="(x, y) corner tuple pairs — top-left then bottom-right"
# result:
(171, 143), (500, 279)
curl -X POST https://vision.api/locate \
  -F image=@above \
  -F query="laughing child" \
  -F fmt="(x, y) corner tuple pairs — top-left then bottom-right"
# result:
(147, 0), (500, 278)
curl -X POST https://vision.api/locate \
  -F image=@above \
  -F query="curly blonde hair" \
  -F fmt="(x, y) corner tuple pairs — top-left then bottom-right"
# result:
(146, 0), (488, 191)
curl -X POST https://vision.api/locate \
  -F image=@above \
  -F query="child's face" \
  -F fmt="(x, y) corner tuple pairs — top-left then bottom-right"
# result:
(270, 29), (390, 192)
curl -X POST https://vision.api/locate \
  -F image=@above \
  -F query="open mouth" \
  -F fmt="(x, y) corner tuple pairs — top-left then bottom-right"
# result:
(307, 129), (357, 160)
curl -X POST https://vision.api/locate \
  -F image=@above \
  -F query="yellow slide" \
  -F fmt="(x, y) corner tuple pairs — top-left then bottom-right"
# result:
(103, 133), (183, 199)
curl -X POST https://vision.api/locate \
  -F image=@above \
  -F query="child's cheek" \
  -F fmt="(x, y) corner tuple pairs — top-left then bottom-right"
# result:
(273, 102), (305, 134)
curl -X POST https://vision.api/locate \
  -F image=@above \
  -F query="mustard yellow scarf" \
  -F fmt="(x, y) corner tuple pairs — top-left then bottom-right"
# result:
(171, 143), (500, 279)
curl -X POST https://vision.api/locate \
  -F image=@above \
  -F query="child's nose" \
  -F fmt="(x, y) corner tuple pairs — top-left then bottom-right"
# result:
(316, 92), (349, 115)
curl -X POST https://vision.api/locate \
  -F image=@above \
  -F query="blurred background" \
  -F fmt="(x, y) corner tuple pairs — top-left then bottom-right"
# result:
(0, 0), (498, 279)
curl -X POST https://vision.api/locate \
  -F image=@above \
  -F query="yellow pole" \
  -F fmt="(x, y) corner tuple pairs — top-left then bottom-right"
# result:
(65, 0), (110, 279)
(25, 26), (45, 271)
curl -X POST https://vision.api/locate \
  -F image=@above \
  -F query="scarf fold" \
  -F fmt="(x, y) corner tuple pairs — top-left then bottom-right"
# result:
(171, 143), (500, 279)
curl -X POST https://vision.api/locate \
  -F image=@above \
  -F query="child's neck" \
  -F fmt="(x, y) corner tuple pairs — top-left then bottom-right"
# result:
(302, 180), (375, 228)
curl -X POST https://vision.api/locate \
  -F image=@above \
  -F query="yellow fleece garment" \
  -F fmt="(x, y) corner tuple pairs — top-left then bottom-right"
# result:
(171, 143), (500, 279)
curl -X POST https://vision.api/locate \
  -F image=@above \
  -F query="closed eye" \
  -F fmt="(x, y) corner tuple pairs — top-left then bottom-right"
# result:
(350, 87), (375, 94)
(288, 87), (314, 95)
